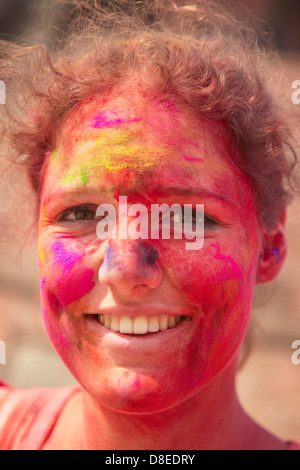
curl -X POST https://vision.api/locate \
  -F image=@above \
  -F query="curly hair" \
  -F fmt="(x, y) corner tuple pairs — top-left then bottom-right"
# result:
(0, 0), (298, 231)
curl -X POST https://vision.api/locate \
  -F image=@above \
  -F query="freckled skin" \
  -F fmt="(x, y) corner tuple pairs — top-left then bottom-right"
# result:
(38, 91), (286, 450)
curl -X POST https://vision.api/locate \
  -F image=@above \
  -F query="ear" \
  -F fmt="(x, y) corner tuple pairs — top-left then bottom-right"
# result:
(256, 210), (287, 284)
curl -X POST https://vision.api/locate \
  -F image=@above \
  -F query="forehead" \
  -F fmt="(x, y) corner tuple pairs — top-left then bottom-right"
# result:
(46, 93), (253, 207)
(58, 92), (212, 151)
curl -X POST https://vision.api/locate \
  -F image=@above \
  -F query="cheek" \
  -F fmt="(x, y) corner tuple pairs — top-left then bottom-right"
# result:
(39, 240), (96, 312)
(158, 240), (256, 367)
(41, 267), (95, 309)
(161, 241), (248, 314)
(163, 242), (255, 370)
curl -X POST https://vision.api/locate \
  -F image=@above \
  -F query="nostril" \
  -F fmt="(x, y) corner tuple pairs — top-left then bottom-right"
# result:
(131, 284), (150, 295)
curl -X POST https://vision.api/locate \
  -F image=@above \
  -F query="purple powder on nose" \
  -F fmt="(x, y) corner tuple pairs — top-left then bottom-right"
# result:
(140, 243), (159, 266)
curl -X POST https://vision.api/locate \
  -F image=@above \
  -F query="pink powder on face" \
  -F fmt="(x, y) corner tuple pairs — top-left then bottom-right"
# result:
(40, 277), (46, 290)
(133, 373), (140, 388)
(51, 241), (83, 272)
(210, 243), (244, 282)
(55, 268), (95, 308)
(91, 111), (141, 129)
(184, 155), (204, 162)
(48, 241), (95, 307)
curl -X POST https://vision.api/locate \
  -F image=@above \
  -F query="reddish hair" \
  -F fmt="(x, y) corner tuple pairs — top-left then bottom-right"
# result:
(0, 0), (298, 230)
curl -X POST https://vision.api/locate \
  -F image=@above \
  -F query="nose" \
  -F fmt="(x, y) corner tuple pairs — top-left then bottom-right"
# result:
(98, 239), (162, 297)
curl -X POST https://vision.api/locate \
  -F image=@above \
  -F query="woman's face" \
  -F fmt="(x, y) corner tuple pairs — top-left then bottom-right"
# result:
(38, 93), (262, 413)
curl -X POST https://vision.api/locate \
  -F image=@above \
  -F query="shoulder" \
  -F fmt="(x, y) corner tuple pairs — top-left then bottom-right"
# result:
(286, 441), (300, 450)
(0, 381), (82, 450)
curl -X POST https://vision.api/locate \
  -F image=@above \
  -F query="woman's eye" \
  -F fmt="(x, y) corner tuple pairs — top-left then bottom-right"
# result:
(184, 210), (218, 228)
(57, 206), (97, 222)
(161, 208), (218, 228)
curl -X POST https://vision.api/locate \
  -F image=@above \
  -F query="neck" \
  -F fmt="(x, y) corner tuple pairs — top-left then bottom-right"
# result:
(80, 357), (256, 450)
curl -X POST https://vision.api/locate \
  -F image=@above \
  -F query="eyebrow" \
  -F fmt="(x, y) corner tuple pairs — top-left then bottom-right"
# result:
(154, 185), (238, 209)
(44, 184), (237, 212)
(43, 187), (106, 209)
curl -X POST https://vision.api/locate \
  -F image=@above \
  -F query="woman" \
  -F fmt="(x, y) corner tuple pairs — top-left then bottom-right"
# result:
(0, 0), (299, 450)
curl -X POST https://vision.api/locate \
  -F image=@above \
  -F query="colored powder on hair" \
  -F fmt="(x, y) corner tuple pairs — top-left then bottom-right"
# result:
(91, 111), (142, 129)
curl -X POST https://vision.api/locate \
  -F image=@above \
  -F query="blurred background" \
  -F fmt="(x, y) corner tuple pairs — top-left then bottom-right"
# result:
(0, 0), (300, 444)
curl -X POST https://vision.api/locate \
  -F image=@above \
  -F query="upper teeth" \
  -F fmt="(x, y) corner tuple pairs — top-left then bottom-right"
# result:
(98, 314), (182, 334)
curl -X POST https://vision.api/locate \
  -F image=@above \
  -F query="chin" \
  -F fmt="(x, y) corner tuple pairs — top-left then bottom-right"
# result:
(70, 360), (221, 415)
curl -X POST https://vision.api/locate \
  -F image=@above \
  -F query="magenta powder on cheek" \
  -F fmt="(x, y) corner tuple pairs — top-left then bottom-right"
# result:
(210, 243), (244, 281)
(46, 241), (96, 307)
(40, 277), (46, 289)
(51, 240), (84, 272)
(54, 268), (95, 307)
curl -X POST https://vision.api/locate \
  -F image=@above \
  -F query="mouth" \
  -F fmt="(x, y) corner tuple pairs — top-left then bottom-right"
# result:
(87, 314), (190, 335)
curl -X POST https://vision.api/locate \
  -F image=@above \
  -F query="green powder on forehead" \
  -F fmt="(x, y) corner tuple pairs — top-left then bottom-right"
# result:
(60, 143), (170, 186)
(80, 169), (89, 185)
(61, 169), (80, 185)
(50, 149), (59, 162)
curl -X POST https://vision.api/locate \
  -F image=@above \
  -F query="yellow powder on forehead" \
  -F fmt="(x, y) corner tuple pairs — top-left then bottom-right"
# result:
(95, 128), (133, 146)
(91, 144), (169, 171)
(59, 130), (171, 186)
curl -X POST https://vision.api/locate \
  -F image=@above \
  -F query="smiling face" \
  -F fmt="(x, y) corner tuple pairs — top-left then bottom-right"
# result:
(38, 91), (263, 413)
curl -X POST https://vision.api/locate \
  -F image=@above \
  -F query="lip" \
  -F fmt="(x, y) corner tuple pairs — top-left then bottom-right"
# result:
(93, 306), (195, 318)
(84, 310), (198, 356)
